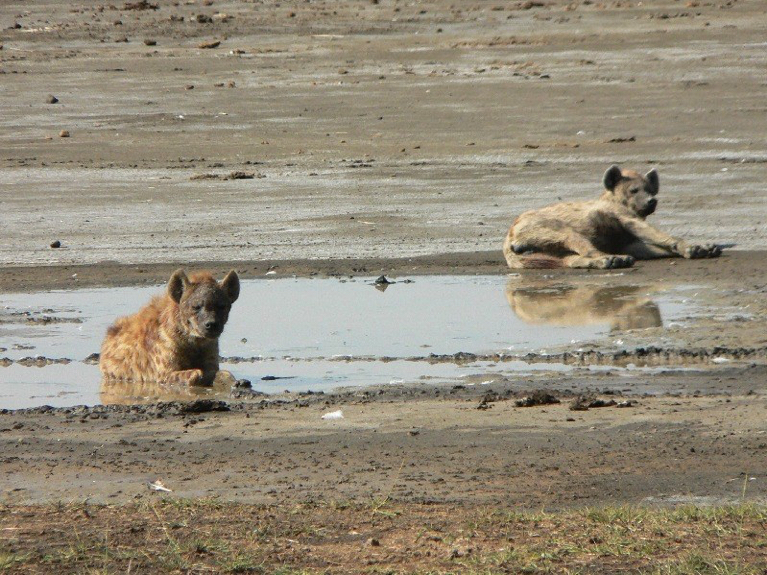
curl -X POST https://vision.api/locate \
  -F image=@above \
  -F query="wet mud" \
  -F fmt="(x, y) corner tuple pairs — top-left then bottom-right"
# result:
(1, 0), (767, 514)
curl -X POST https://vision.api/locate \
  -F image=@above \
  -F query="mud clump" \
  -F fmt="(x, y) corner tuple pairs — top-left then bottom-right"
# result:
(190, 171), (256, 181)
(123, 0), (158, 9)
(17, 356), (71, 367)
(477, 392), (501, 410)
(230, 379), (268, 399)
(515, 390), (560, 407)
(570, 396), (617, 411)
(176, 399), (230, 414)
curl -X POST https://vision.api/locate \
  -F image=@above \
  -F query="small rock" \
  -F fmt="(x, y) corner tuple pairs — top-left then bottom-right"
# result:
(615, 400), (636, 408)
(185, 84), (194, 90)
(143, 39), (157, 46)
(367, 537), (380, 547)
(59, 130), (70, 138)
(233, 379), (252, 389)
(374, 275), (392, 285)
(198, 40), (221, 49)
(50, 240), (61, 248)
(46, 94), (59, 104)
(195, 14), (213, 23)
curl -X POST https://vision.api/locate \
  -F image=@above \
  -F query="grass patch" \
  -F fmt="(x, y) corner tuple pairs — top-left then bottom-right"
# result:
(0, 501), (765, 574)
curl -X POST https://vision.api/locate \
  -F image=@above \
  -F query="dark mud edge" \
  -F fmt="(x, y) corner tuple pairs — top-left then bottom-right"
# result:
(1, 250), (765, 293)
(4, 362), (767, 418)
(3, 345), (767, 368)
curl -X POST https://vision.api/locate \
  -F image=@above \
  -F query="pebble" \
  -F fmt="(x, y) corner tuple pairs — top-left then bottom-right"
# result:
(59, 130), (70, 138)
(50, 240), (61, 248)
(46, 94), (59, 104)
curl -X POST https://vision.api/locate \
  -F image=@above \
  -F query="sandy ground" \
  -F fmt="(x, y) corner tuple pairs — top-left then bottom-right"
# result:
(1, 4), (767, 569)
(1, 0), (767, 266)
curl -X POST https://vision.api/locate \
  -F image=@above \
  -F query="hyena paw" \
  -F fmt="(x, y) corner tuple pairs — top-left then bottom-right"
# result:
(684, 244), (722, 259)
(594, 255), (635, 269)
(167, 369), (204, 385)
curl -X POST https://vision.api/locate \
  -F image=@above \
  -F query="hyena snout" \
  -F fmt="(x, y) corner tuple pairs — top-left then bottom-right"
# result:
(196, 310), (229, 337)
(642, 197), (658, 216)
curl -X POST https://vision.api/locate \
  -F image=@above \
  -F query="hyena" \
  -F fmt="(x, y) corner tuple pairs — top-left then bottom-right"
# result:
(503, 165), (722, 269)
(100, 269), (240, 385)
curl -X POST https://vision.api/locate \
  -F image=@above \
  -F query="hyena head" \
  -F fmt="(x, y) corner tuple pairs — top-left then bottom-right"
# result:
(167, 269), (240, 339)
(602, 164), (659, 219)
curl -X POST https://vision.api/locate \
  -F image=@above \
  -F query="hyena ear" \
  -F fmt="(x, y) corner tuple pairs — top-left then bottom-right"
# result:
(221, 270), (240, 303)
(168, 269), (189, 303)
(645, 168), (659, 194)
(603, 164), (623, 192)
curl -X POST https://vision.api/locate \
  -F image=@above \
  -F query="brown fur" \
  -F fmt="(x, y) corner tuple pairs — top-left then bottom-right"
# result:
(99, 269), (240, 386)
(503, 165), (722, 269)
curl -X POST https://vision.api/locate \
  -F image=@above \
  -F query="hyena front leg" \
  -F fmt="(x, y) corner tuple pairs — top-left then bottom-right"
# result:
(622, 240), (675, 260)
(621, 218), (721, 259)
(166, 369), (205, 385)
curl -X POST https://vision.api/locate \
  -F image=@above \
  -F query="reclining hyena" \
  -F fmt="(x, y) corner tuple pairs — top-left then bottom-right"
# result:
(502, 165), (722, 269)
(100, 269), (239, 385)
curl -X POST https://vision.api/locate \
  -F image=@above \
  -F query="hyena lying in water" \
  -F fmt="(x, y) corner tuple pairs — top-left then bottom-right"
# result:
(503, 165), (722, 269)
(100, 269), (240, 385)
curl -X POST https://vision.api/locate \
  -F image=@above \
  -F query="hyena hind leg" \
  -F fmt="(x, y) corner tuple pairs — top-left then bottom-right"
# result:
(563, 254), (635, 269)
(561, 232), (635, 270)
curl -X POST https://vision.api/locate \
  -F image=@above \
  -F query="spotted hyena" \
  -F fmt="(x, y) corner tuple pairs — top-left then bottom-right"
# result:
(502, 165), (722, 269)
(99, 269), (240, 385)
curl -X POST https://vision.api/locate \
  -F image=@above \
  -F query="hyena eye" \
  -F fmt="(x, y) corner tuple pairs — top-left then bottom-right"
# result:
(192, 304), (203, 312)
(630, 188), (639, 194)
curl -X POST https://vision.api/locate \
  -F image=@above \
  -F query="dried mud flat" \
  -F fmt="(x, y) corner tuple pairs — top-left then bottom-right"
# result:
(2, 0), (767, 266)
(2, 0), (767, 572)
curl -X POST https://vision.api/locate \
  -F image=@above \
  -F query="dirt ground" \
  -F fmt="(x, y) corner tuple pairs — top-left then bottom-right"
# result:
(2, 0), (767, 572)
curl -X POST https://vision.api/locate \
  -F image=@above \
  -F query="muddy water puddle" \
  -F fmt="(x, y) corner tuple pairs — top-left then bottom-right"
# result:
(0, 275), (725, 408)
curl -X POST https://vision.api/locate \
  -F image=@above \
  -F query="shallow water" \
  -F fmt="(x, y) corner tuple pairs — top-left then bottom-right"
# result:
(0, 275), (700, 408)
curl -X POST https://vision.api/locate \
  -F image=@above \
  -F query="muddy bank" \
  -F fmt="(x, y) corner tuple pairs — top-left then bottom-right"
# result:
(1, 248), (766, 293)
(1, 387), (766, 508)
